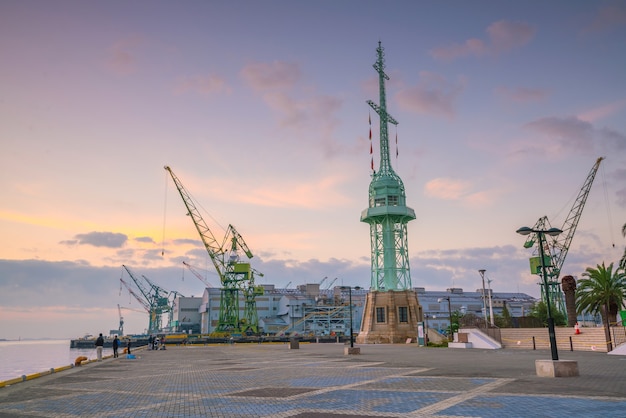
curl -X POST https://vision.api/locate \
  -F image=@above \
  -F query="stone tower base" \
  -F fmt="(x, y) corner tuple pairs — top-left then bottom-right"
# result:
(356, 290), (422, 344)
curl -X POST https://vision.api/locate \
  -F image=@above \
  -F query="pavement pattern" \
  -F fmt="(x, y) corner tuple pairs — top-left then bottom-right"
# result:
(0, 343), (625, 417)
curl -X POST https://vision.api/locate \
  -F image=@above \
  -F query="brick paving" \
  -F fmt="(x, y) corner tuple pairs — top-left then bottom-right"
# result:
(0, 343), (625, 417)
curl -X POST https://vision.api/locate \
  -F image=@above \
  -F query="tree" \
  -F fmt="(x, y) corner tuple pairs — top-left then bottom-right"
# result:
(561, 275), (578, 327)
(576, 262), (626, 352)
(528, 301), (566, 327)
(500, 301), (513, 328)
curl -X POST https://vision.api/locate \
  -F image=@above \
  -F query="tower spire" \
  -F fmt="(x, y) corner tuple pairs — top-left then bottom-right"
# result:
(367, 41), (398, 175)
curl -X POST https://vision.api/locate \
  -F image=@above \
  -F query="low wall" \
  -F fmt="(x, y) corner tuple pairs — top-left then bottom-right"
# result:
(500, 327), (611, 353)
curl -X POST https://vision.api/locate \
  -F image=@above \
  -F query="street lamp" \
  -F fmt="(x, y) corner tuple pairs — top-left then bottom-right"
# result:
(341, 286), (361, 348)
(478, 269), (488, 326)
(438, 296), (452, 341)
(516, 226), (563, 361)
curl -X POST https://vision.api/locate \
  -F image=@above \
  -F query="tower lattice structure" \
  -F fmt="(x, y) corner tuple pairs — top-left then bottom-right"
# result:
(361, 42), (416, 292)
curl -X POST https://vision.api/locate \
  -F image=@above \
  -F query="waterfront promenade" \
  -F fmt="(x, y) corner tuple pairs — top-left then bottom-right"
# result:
(0, 342), (625, 417)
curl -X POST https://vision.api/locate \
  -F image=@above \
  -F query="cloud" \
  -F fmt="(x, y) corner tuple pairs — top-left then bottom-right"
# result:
(424, 178), (471, 200)
(395, 72), (466, 118)
(583, 3), (626, 33)
(173, 74), (231, 96)
(135, 236), (155, 244)
(577, 100), (626, 123)
(423, 178), (494, 207)
(240, 61), (301, 91)
(611, 168), (626, 208)
(431, 20), (535, 61)
(496, 86), (550, 103)
(239, 60), (343, 155)
(71, 231), (128, 248)
(524, 116), (595, 154)
(106, 36), (142, 75)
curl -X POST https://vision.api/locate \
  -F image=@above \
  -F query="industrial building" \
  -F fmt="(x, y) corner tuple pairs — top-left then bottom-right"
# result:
(170, 283), (537, 337)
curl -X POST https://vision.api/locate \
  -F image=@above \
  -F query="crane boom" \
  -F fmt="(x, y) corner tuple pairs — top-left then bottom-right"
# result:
(164, 166), (227, 278)
(522, 157), (604, 317)
(164, 165), (263, 334)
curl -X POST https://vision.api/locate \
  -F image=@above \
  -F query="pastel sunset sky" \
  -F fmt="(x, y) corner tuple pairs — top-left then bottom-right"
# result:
(1, 1), (625, 339)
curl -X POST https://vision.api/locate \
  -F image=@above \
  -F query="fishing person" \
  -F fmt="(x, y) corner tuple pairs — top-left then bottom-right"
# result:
(112, 335), (120, 358)
(95, 333), (104, 361)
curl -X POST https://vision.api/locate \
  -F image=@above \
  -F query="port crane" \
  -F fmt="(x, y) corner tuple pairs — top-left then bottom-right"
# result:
(119, 276), (153, 332)
(164, 166), (264, 334)
(117, 304), (124, 336)
(121, 265), (171, 334)
(520, 157), (603, 319)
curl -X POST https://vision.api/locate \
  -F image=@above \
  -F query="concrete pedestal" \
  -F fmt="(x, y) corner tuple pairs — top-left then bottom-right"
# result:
(535, 360), (579, 377)
(356, 290), (422, 344)
(448, 342), (472, 349)
(289, 340), (299, 350)
(344, 346), (361, 355)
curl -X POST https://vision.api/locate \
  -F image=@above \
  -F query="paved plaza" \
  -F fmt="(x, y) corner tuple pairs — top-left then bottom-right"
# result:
(1, 342), (625, 417)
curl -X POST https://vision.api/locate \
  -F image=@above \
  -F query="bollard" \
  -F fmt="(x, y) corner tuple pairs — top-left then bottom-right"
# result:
(569, 336), (573, 351)
(532, 336), (536, 350)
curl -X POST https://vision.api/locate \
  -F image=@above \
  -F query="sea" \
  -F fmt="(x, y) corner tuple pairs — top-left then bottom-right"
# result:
(0, 339), (114, 382)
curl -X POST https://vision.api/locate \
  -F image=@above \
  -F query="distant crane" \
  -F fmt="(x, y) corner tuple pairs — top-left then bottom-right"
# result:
(117, 304), (124, 336)
(121, 265), (171, 334)
(119, 276), (152, 332)
(164, 165), (264, 335)
(325, 278), (338, 289)
(183, 261), (214, 288)
(285, 281), (292, 289)
(319, 276), (328, 287)
(520, 157), (604, 319)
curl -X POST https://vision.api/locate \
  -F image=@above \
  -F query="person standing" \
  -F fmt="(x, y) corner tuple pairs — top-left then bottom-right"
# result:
(112, 335), (120, 358)
(95, 333), (104, 361)
(126, 338), (132, 355)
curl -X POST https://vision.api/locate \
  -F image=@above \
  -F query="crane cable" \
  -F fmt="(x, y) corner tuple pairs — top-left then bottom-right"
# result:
(161, 170), (168, 257)
(600, 162), (616, 248)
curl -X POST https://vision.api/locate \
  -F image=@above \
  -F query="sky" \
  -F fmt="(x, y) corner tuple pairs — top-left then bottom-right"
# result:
(1, 0), (625, 340)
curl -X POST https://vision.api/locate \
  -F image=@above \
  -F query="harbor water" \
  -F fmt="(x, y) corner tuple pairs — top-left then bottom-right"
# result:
(0, 340), (113, 382)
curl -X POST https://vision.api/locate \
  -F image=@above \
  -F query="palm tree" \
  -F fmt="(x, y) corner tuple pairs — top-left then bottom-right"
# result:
(576, 262), (626, 351)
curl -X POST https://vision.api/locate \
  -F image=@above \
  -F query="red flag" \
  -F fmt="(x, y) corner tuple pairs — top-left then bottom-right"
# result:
(369, 112), (372, 140)
(371, 157), (374, 170)
(370, 142), (373, 154)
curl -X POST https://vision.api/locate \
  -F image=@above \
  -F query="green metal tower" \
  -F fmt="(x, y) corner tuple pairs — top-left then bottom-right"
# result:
(361, 42), (416, 291)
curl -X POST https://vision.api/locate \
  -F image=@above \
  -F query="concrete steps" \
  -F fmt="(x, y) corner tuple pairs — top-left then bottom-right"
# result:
(500, 327), (610, 352)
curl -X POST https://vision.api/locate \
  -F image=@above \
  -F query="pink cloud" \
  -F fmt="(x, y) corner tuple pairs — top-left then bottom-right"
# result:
(424, 177), (471, 200)
(496, 86), (550, 103)
(431, 20), (535, 61)
(424, 177), (494, 208)
(524, 116), (595, 153)
(106, 36), (142, 75)
(577, 100), (626, 123)
(395, 72), (466, 118)
(583, 3), (626, 33)
(240, 61), (301, 91)
(173, 74), (231, 96)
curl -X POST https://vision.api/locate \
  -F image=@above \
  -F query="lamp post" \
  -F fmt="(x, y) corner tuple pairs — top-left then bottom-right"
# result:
(438, 296), (452, 341)
(341, 286), (361, 348)
(517, 226), (563, 361)
(478, 269), (488, 327)
(487, 278), (495, 327)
